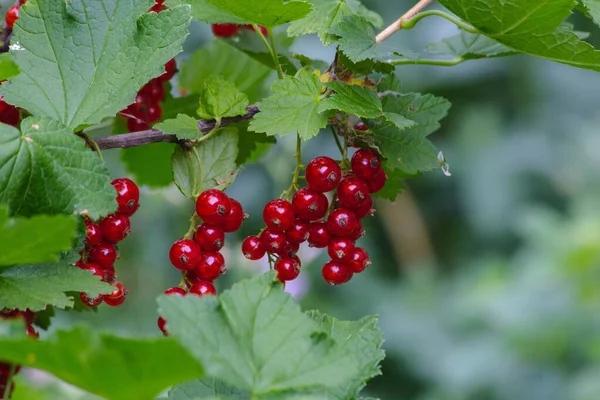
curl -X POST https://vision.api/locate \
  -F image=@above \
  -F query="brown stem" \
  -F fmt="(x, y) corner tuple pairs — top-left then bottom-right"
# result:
(375, 0), (436, 43)
(0, 28), (12, 53)
(92, 104), (260, 150)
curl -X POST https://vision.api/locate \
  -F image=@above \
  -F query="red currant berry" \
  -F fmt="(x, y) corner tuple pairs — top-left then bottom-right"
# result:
(194, 224), (225, 251)
(164, 287), (187, 296)
(292, 188), (329, 221)
(189, 281), (217, 297)
(349, 220), (365, 241)
(286, 218), (310, 243)
(147, 104), (162, 123)
(259, 228), (286, 254)
(99, 214), (131, 243)
(195, 189), (231, 225)
(85, 220), (103, 247)
(103, 282), (127, 306)
(242, 235), (266, 260)
(354, 122), (368, 131)
(327, 208), (359, 237)
(0, 363), (20, 376)
(127, 117), (150, 132)
(79, 262), (105, 279)
(275, 257), (301, 281)
(139, 79), (166, 103)
(327, 237), (355, 262)
(80, 292), (103, 307)
(367, 169), (387, 193)
(158, 316), (168, 335)
(263, 199), (294, 231)
(221, 198), (245, 232)
(5, 5), (19, 30)
(322, 261), (351, 285)
(159, 58), (177, 82)
(169, 239), (201, 271)
(348, 247), (370, 273)
(20, 309), (35, 325)
(306, 156), (341, 192)
(258, 25), (268, 36)
(104, 264), (116, 283)
(351, 148), (382, 180)
(337, 176), (370, 209)
(355, 195), (374, 219)
(282, 240), (300, 257)
(308, 221), (331, 248)
(111, 178), (140, 216)
(88, 242), (118, 269)
(195, 251), (225, 281)
(0, 103), (20, 127)
(211, 23), (239, 37)
(26, 324), (39, 339)
(155, 0), (165, 5)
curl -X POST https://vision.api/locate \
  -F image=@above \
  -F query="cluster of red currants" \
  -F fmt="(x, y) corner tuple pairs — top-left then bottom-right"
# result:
(119, 1), (175, 133)
(159, 189), (245, 334)
(4, 0), (24, 31)
(211, 23), (268, 38)
(0, 308), (37, 398)
(75, 178), (140, 307)
(242, 148), (387, 285)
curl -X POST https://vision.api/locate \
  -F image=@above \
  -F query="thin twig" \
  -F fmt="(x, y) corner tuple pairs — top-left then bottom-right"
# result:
(92, 104), (260, 150)
(0, 28), (12, 53)
(375, 0), (436, 43)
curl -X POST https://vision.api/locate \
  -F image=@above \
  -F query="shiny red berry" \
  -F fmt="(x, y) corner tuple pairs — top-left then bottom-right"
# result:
(104, 264), (116, 283)
(26, 324), (39, 339)
(149, 3), (167, 12)
(127, 117), (150, 132)
(326, 208), (359, 237)
(263, 199), (294, 231)
(275, 257), (301, 281)
(164, 287), (187, 296)
(139, 79), (165, 103)
(211, 23), (239, 37)
(337, 176), (370, 209)
(189, 281), (217, 297)
(169, 239), (201, 271)
(88, 242), (118, 269)
(159, 58), (177, 82)
(355, 195), (374, 219)
(158, 317), (168, 335)
(194, 224), (225, 251)
(85, 220), (103, 247)
(80, 292), (103, 307)
(286, 218), (310, 243)
(306, 156), (341, 192)
(348, 247), (370, 273)
(322, 261), (351, 285)
(351, 148), (382, 180)
(111, 178), (140, 216)
(103, 282), (127, 306)
(79, 262), (105, 279)
(0, 102), (20, 127)
(259, 228), (286, 254)
(282, 240), (300, 257)
(308, 221), (331, 248)
(327, 237), (355, 262)
(5, 5), (19, 30)
(349, 220), (365, 241)
(195, 189), (231, 225)
(195, 251), (225, 281)
(99, 214), (131, 243)
(292, 188), (328, 221)
(242, 235), (266, 260)
(354, 122), (368, 131)
(147, 104), (162, 123)
(367, 169), (387, 193)
(221, 198), (245, 232)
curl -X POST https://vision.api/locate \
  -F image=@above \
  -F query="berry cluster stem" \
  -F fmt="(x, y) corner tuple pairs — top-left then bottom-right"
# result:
(253, 24), (285, 80)
(281, 134), (303, 200)
(184, 212), (199, 239)
(331, 126), (345, 158)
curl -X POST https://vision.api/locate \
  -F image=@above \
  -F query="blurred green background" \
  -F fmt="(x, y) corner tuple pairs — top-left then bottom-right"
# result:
(12, 1), (600, 399)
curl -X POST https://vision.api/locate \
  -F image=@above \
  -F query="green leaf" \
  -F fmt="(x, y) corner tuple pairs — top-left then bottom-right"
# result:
(0, 116), (116, 219)
(179, 41), (271, 103)
(288, 0), (383, 46)
(162, 94), (202, 121)
(372, 93), (451, 174)
(197, 77), (249, 120)
(187, 0), (312, 27)
(168, 378), (250, 399)
(121, 143), (175, 188)
(579, 0), (600, 26)
(156, 114), (201, 140)
(249, 70), (327, 140)
(167, 0), (247, 24)
(382, 112), (417, 130)
(1, 1), (190, 129)
(0, 260), (112, 312)
(158, 272), (384, 398)
(372, 166), (405, 201)
(0, 324), (203, 400)
(319, 82), (382, 118)
(0, 53), (19, 81)
(226, 30), (298, 76)
(329, 16), (390, 63)
(426, 30), (519, 60)
(438, 0), (600, 72)
(0, 206), (77, 266)
(291, 53), (330, 71)
(172, 128), (239, 198)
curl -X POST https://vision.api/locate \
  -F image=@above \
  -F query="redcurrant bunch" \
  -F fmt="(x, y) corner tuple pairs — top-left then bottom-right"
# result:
(148, 0), (167, 13)
(75, 178), (140, 307)
(211, 23), (268, 38)
(4, 0), (22, 31)
(160, 189), (246, 334)
(242, 149), (386, 286)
